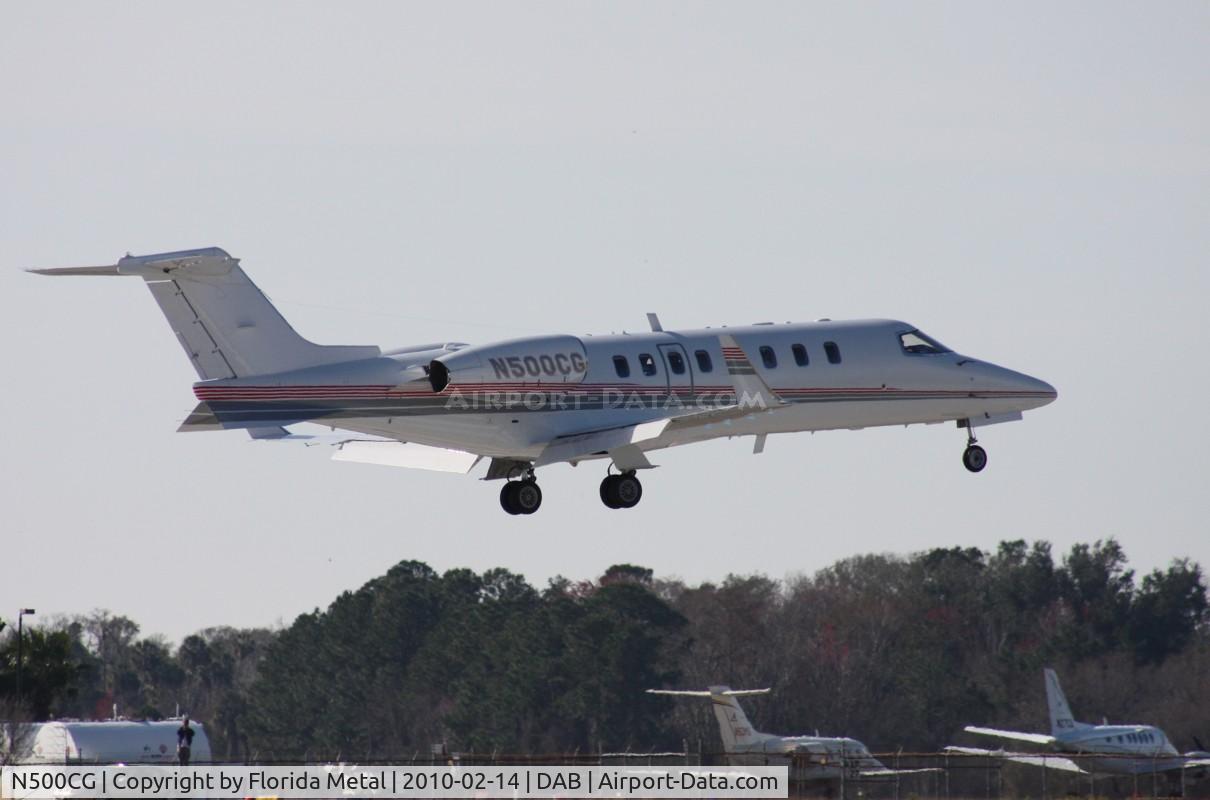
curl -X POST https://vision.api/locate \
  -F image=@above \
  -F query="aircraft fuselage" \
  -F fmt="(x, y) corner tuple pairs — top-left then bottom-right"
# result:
(192, 318), (1056, 460)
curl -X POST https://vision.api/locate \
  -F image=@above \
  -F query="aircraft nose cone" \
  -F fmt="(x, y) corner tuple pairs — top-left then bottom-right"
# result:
(967, 361), (1057, 410)
(1025, 374), (1058, 405)
(1026, 375), (1055, 399)
(1009, 371), (1057, 410)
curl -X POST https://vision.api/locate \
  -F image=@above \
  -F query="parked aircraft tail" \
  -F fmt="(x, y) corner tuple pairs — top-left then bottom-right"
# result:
(1043, 667), (1084, 735)
(646, 686), (771, 750)
(30, 248), (378, 379)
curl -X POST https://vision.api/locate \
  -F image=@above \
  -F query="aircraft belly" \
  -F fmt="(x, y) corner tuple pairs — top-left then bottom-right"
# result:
(207, 389), (1024, 460)
(656, 397), (998, 447)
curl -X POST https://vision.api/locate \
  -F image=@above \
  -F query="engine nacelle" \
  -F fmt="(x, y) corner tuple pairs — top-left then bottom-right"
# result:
(429, 335), (588, 392)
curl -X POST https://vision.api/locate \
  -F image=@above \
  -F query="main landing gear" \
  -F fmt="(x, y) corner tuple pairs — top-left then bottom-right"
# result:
(495, 466), (645, 514)
(600, 471), (643, 510)
(961, 420), (988, 473)
(500, 474), (542, 515)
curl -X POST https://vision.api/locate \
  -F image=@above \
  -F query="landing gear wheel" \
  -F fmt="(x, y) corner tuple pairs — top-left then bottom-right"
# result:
(614, 474), (642, 508)
(601, 472), (643, 509)
(600, 475), (621, 509)
(501, 480), (542, 515)
(963, 444), (988, 473)
(500, 482), (521, 515)
(513, 480), (542, 514)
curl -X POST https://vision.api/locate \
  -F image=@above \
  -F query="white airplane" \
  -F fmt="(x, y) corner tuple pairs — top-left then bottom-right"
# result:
(647, 687), (935, 783)
(30, 247), (1056, 514)
(947, 667), (1210, 778)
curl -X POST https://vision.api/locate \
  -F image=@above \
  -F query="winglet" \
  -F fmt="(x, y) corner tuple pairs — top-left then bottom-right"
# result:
(718, 334), (785, 411)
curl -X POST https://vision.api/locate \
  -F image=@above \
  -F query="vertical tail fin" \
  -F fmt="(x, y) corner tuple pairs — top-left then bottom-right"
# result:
(707, 686), (768, 750)
(1043, 668), (1081, 734)
(30, 247), (378, 379)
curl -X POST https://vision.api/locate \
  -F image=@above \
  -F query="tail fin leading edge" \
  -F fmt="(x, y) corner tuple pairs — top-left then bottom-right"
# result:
(31, 248), (378, 379)
(1043, 667), (1081, 734)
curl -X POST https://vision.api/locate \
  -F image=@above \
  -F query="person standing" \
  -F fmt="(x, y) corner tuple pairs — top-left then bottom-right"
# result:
(177, 717), (195, 766)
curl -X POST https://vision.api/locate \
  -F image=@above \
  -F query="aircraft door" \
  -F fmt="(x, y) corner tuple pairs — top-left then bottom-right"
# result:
(657, 343), (694, 403)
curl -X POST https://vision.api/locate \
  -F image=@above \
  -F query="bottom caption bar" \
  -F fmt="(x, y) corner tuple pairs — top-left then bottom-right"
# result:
(3, 766), (788, 799)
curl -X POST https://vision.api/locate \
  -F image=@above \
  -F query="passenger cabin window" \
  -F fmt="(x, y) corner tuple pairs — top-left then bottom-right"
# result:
(667, 350), (686, 375)
(638, 353), (658, 376)
(792, 343), (809, 366)
(695, 350), (713, 372)
(613, 355), (630, 378)
(824, 341), (842, 364)
(759, 345), (777, 368)
(899, 329), (951, 355)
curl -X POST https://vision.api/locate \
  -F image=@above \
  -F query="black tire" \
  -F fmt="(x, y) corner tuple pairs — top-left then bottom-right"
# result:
(613, 474), (643, 508)
(499, 482), (521, 514)
(513, 480), (542, 514)
(600, 475), (621, 509)
(963, 444), (988, 473)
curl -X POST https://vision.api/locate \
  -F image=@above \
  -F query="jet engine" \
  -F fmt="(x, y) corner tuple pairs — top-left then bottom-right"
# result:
(429, 335), (588, 392)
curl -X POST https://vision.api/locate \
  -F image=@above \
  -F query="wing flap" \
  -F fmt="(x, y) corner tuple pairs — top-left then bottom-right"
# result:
(333, 441), (481, 473)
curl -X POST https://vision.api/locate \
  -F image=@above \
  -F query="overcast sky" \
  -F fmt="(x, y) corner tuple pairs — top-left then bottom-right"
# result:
(2, 2), (1207, 643)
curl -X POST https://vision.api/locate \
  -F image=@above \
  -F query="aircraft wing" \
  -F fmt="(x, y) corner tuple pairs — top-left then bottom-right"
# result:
(858, 768), (942, 777)
(945, 746), (1087, 774)
(1184, 757), (1210, 769)
(964, 726), (1057, 746)
(332, 440), (482, 473)
(646, 689), (771, 698)
(535, 420), (670, 470)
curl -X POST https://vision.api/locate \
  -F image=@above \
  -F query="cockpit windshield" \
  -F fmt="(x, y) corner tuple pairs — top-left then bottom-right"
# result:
(899, 329), (951, 355)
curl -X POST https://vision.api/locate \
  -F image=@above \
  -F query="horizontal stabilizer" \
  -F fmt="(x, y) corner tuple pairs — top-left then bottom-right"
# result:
(30, 248), (379, 379)
(964, 726), (1057, 745)
(27, 265), (122, 276)
(333, 440), (481, 473)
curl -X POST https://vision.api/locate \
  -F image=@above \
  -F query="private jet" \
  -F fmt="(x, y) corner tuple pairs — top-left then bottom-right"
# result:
(30, 247), (1056, 514)
(647, 686), (935, 784)
(946, 668), (1210, 779)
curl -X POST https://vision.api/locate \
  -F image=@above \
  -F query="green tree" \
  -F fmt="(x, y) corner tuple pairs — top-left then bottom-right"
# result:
(1128, 559), (1208, 663)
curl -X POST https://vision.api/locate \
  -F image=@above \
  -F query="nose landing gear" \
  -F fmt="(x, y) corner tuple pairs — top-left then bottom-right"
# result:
(600, 471), (643, 509)
(961, 420), (988, 473)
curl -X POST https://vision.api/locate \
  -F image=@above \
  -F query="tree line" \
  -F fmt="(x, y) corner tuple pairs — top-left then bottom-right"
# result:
(0, 538), (1206, 761)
